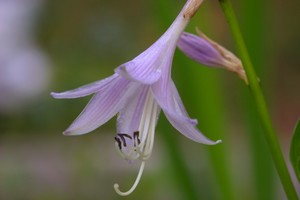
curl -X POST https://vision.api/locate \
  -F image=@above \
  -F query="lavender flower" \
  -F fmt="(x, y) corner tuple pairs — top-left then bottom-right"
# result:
(178, 29), (248, 83)
(51, 0), (220, 196)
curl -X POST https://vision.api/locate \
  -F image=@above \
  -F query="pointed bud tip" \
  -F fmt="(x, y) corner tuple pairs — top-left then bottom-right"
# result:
(195, 28), (249, 84)
(237, 68), (249, 85)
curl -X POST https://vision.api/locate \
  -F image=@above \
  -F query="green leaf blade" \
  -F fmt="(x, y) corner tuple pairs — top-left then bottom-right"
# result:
(290, 120), (300, 182)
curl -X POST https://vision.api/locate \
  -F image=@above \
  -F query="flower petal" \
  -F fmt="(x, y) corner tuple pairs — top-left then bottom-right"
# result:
(115, 13), (188, 84)
(152, 75), (220, 144)
(115, 45), (165, 84)
(117, 86), (149, 134)
(63, 76), (139, 135)
(165, 112), (221, 144)
(51, 74), (119, 99)
(152, 77), (197, 125)
(115, 86), (150, 156)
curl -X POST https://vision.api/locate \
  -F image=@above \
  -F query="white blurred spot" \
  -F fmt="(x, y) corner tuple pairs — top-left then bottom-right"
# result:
(0, 0), (52, 112)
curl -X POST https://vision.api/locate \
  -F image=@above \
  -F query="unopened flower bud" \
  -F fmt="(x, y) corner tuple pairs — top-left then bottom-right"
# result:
(178, 29), (248, 84)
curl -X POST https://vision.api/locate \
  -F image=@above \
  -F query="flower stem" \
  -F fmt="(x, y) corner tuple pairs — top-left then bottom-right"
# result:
(218, 0), (299, 199)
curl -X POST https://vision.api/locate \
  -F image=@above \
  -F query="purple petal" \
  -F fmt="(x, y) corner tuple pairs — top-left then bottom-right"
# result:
(115, 14), (188, 84)
(51, 74), (119, 99)
(116, 86), (150, 154)
(115, 45), (166, 84)
(152, 78), (197, 125)
(165, 112), (221, 144)
(117, 86), (149, 134)
(177, 32), (224, 67)
(152, 74), (220, 144)
(63, 76), (139, 135)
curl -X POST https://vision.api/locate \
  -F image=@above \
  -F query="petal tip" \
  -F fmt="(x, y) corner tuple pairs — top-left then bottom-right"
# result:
(51, 91), (66, 99)
(62, 130), (72, 136)
(63, 129), (79, 136)
(115, 65), (125, 75)
(189, 118), (198, 125)
(205, 139), (222, 145)
(215, 139), (222, 144)
(62, 125), (92, 136)
(115, 66), (133, 81)
(50, 92), (58, 98)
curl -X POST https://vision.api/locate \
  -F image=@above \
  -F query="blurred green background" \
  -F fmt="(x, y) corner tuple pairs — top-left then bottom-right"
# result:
(0, 0), (299, 199)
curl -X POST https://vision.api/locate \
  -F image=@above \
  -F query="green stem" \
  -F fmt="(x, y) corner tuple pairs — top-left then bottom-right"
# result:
(218, 0), (299, 199)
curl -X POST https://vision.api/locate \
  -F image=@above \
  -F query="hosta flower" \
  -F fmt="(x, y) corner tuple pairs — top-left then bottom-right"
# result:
(178, 29), (248, 83)
(51, 0), (220, 196)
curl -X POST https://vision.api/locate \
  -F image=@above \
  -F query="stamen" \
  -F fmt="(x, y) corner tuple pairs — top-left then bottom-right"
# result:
(114, 137), (122, 150)
(114, 161), (146, 196)
(118, 133), (132, 139)
(117, 133), (132, 147)
(133, 131), (141, 146)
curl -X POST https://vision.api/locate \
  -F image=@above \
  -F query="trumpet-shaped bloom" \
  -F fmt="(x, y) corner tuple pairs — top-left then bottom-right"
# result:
(178, 30), (248, 83)
(51, 0), (220, 196)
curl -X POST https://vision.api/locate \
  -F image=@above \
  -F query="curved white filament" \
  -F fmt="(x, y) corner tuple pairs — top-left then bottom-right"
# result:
(114, 161), (146, 196)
